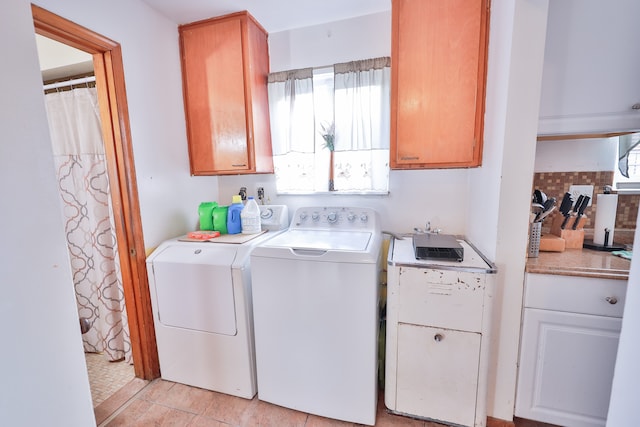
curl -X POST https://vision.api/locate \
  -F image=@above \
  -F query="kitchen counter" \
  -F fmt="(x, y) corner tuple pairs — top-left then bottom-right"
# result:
(526, 248), (630, 280)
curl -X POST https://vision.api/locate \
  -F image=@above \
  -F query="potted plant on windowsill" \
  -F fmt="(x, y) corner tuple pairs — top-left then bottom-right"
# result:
(321, 122), (335, 191)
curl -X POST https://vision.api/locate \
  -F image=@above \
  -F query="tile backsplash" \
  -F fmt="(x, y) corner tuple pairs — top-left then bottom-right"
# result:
(533, 171), (639, 231)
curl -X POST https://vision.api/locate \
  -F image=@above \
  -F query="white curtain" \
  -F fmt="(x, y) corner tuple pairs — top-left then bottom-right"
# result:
(334, 57), (390, 192)
(45, 87), (131, 363)
(267, 68), (317, 192)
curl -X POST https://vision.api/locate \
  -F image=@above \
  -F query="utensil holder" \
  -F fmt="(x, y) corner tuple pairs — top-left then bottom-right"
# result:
(550, 215), (587, 249)
(528, 222), (542, 257)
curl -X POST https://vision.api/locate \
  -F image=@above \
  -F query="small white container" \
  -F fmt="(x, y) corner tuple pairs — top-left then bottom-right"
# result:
(241, 196), (261, 234)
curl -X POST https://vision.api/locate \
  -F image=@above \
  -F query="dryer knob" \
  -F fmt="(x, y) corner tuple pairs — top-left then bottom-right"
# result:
(261, 208), (273, 219)
(312, 212), (321, 221)
(347, 212), (357, 222)
(299, 212), (308, 221)
(327, 212), (338, 223)
(360, 214), (369, 223)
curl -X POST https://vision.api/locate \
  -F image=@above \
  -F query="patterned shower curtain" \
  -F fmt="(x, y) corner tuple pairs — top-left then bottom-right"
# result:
(45, 87), (131, 363)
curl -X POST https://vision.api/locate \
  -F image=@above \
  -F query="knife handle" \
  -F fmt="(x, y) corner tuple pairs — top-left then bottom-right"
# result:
(559, 192), (573, 215)
(561, 215), (570, 229)
(572, 195), (591, 230)
(571, 195), (584, 230)
(573, 195), (584, 214)
(571, 216), (581, 230)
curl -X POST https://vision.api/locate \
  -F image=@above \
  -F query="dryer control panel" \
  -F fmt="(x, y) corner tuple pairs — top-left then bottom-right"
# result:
(291, 206), (379, 232)
(259, 205), (289, 231)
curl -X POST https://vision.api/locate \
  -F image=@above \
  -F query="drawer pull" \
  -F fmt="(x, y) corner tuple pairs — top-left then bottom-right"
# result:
(434, 333), (444, 342)
(606, 296), (618, 305)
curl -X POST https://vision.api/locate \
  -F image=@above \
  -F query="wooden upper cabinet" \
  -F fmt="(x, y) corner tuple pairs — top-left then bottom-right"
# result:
(390, 0), (489, 169)
(179, 11), (273, 175)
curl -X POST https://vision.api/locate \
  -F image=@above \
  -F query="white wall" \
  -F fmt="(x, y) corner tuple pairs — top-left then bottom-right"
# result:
(34, 0), (221, 250)
(467, 0), (549, 420)
(218, 11), (471, 236)
(535, 137), (618, 172)
(0, 1), (95, 425)
(607, 213), (640, 426)
(1, 0), (226, 424)
(269, 12), (392, 72)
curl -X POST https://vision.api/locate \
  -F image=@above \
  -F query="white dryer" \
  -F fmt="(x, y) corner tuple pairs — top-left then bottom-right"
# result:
(146, 205), (288, 399)
(250, 206), (382, 425)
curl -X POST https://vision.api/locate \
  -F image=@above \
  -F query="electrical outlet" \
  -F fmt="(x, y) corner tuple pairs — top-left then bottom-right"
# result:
(238, 187), (247, 201)
(569, 185), (594, 206)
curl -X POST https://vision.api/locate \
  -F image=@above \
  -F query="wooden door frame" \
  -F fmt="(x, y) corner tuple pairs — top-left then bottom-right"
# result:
(32, 4), (159, 380)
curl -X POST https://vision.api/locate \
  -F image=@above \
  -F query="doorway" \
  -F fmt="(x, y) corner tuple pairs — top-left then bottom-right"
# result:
(38, 33), (136, 408)
(31, 5), (159, 385)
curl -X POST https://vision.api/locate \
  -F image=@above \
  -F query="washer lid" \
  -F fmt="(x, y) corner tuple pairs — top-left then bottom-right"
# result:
(263, 229), (372, 251)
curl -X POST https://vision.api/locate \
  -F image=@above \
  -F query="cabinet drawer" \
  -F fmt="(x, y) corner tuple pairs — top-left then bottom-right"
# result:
(398, 267), (486, 332)
(525, 273), (626, 318)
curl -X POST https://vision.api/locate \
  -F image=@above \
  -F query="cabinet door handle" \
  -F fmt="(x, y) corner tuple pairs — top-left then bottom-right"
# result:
(606, 296), (618, 305)
(434, 333), (444, 342)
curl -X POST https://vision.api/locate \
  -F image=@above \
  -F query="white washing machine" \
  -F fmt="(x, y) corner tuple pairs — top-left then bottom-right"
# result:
(250, 206), (382, 425)
(146, 205), (288, 399)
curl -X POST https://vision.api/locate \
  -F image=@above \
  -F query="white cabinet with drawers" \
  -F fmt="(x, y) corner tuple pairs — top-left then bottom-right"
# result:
(515, 273), (627, 427)
(385, 237), (496, 427)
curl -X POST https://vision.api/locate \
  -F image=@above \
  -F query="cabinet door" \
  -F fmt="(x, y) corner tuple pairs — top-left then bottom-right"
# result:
(396, 323), (480, 426)
(516, 308), (621, 427)
(181, 18), (250, 174)
(538, 0), (640, 136)
(390, 0), (489, 169)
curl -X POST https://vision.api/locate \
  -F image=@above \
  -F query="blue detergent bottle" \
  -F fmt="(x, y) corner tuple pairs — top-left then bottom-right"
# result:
(227, 195), (244, 234)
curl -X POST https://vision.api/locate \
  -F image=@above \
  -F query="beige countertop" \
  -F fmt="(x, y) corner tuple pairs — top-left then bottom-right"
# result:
(526, 248), (631, 280)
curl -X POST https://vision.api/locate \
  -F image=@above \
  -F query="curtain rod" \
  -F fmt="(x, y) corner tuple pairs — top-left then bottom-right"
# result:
(43, 75), (96, 91)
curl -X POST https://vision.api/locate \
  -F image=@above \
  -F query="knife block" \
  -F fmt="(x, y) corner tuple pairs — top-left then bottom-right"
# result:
(550, 215), (588, 249)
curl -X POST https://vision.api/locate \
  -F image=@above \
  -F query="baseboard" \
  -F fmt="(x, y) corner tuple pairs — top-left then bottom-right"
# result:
(487, 416), (516, 427)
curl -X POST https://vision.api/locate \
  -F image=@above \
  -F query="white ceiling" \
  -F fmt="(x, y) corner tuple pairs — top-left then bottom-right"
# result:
(37, 0), (391, 80)
(139, 0), (391, 32)
(36, 34), (94, 81)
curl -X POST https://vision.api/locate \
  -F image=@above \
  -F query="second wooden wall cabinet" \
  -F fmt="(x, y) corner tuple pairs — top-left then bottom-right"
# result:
(390, 0), (490, 169)
(179, 11), (273, 175)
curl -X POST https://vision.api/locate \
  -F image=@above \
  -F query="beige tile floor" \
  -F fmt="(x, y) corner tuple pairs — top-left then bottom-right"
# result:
(85, 352), (135, 407)
(96, 378), (559, 427)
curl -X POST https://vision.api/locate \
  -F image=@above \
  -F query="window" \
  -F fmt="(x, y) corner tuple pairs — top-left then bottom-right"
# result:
(614, 132), (640, 191)
(267, 58), (390, 194)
